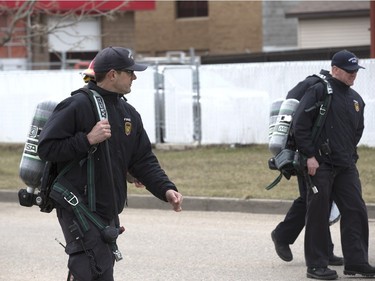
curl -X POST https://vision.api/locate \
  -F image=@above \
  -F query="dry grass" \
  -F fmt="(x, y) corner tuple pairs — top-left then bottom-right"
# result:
(0, 144), (24, 190)
(2, 143), (375, 202)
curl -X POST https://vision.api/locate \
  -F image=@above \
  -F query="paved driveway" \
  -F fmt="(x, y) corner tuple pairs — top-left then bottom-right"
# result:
(1, 202), (374, 281)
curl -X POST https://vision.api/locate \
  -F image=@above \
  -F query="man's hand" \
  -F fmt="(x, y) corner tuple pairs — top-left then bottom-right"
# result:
(87, 119), (111, 145)
(166, 190), (183, 212)
(307, 156), (319, 176)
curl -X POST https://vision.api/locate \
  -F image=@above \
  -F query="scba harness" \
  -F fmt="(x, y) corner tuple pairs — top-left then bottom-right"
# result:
(266, 74), (333, 190)
(18, 88), (124, 278)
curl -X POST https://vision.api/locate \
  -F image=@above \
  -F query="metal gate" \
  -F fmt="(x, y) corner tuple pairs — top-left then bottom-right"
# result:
(152, 51), (201, 144)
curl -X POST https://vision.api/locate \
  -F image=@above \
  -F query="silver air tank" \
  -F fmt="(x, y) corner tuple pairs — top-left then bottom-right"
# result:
(268, 99), (284, 141)
(268, 98), (299, 156)
(19, 101), (58, 192)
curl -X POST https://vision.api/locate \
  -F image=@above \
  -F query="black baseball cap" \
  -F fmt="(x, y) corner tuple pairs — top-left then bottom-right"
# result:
(93, 46), (148, 73)
(331, 50), (365, 72)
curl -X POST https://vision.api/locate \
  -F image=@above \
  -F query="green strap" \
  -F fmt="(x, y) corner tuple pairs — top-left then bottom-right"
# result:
(265, 172), (283, 190)
(85, 89), (108, 212)
(85, 90), (122, 260)
(87, 89), (119, 223)
(52, 182), (106, 232)
(52, 173), (121, 260)
(87, 149), (96, 212)
(310, 76), (333, 143)
(56, 159), (79, 179)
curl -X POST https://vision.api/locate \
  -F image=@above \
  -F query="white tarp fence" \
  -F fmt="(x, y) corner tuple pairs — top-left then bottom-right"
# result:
(1, 59), (374, 146)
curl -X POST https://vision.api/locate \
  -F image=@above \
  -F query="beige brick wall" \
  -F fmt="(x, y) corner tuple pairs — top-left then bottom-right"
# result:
(28, 1), (262, 67)
(101, 12), (136, 49)
(208, 1), (262, 54)
(134, 0), (262, 56)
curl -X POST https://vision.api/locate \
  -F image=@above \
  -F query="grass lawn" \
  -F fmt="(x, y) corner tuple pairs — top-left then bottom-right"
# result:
(2, 143), (375, 203)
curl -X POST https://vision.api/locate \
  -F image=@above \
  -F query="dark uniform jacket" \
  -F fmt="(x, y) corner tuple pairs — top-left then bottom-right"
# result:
(286, 69), (331, 100)
(38, 81), (177, 221)
(293, 77), (365, 167)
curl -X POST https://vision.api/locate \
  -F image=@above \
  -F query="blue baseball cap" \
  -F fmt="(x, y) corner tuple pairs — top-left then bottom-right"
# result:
(331, 50), (365, 72)
(94, 46), (147, 73)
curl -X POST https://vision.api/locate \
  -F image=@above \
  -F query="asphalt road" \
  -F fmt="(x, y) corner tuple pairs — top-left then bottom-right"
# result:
(1, 202), (375, 281)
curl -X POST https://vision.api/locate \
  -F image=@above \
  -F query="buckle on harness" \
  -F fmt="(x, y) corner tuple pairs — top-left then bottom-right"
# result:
(64, 192), (79, 206)
(88, 145), (98, 154)
(319, 104), (326, 115)
(113, 249), (123, 262)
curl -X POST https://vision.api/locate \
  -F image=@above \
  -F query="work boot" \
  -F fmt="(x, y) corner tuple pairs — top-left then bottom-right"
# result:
(271, 230), (293, 262)
(328, 254), (344, 266)
(344, 263), (375, 277)
(307, 267), (338, 280)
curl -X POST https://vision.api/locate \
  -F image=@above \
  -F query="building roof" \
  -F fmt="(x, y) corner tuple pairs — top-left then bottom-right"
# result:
(285, 1), (370, 19)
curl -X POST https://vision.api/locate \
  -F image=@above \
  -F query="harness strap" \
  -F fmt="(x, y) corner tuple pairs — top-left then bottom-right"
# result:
(86, 89), (120, 225)
(308, 75), (333, 143)
(87, 146), (97, 212)
(265, 173), (283, 190)
(86, 89), (107, 212)
(52, 181), (106, 231)
(82, 89), (123, 260)
(52, 180), (122, 260)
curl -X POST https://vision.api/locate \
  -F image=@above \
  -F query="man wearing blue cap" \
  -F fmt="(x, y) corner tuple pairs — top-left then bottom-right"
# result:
(38, 46), (183, 281)
(292, 49), (374, 280)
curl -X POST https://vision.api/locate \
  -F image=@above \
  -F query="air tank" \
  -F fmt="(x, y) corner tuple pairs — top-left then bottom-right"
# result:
(268, 98), (299, 156)
(19, 100), (57, 191)
(268, 99), (284, 141)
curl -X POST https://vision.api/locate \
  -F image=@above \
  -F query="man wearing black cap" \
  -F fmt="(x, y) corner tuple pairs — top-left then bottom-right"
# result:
(292, 49), (374, 280)
(38, 46), (183, 281)
(271, 69), (343, 266)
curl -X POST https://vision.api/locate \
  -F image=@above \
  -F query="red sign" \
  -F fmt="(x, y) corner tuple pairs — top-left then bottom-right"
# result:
(0, 1), (155, 12)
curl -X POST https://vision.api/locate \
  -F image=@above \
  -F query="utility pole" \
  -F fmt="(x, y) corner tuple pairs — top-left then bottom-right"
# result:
(371, 0), (375, 58)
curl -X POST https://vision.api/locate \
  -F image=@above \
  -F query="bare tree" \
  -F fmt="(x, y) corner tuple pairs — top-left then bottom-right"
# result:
(0, 0), (130, 69)
(0, 0), (130, 47)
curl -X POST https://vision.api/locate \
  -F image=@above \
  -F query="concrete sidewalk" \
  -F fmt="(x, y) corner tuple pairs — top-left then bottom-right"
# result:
(4, 202), (367, 281)
(2, 189), (375, 218)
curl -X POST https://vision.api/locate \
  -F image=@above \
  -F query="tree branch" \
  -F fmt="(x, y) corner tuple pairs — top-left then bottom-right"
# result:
(0, 0), (130, 47)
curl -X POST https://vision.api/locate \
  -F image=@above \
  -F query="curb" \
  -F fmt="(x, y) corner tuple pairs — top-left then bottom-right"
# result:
(0, 189), (292, 214)
(2, 189), (375, 218)
(126, 194), (293, 214)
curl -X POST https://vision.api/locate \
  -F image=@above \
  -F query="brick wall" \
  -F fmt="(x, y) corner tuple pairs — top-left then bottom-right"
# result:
(134, 1), (262, 56)
(101, 12), (136, 49)
(0, 14), (28, 58)
(5, 1), (263, 67)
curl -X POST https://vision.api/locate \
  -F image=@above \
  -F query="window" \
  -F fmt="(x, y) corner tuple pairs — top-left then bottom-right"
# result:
(176, 1), (208, 18)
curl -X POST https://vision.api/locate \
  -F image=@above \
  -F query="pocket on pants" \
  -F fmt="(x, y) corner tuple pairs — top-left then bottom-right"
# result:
(67, 237), (113, 281)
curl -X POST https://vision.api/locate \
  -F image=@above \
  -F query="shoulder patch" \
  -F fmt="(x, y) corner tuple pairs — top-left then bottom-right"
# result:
(124, 118), (132, 135)
(353, 100), (360, 112)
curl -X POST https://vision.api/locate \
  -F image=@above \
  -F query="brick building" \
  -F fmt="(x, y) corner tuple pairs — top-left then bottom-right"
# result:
(0, 0), (372, 70)
(134, 1), (262, 57)
(0, 0), (263, 70)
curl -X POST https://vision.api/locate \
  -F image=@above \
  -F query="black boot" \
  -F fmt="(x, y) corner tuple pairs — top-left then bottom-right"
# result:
(307, 267), (338, 280)
(328, 254), (344, 266)
(271, 230), (293, 262)
(344, 263), (375, 277)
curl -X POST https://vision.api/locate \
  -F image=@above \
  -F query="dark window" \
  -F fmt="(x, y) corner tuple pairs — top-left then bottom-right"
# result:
(49, 51), (96, 69)
(176, 1), (208, 18)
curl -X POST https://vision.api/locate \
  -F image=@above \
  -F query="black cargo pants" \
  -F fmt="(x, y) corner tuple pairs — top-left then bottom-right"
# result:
(56, 207), (116, 281)
(304, 162), (369, 267)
